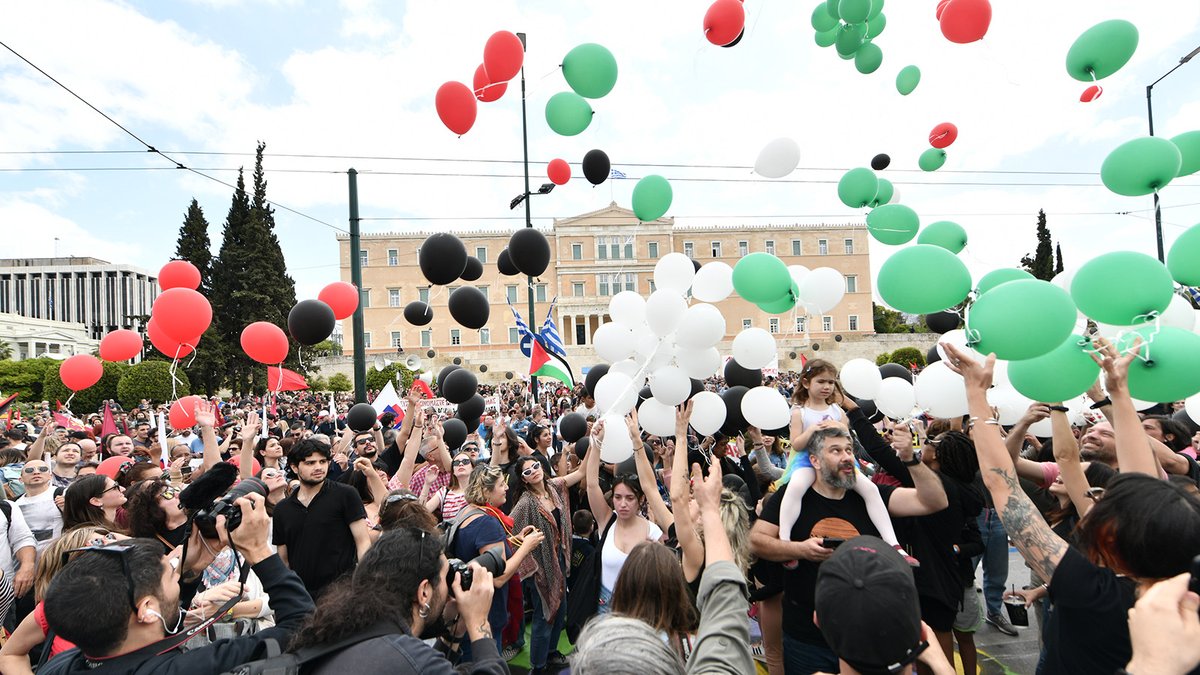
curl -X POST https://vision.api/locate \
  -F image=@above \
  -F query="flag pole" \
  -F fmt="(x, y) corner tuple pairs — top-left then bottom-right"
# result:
(517, 32), (539, 406)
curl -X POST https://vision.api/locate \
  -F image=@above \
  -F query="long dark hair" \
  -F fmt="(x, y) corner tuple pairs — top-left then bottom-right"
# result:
(62, 475), (113, 530)
(288, 528), (444, 650)
(510, 455), (550, 508)
(1146, 416), (1191, 453)
(1075, 473), (1200, 579)
(790, 359), (839, 406)
(486, 424), (521, 461)
(611, 542), (699, 637)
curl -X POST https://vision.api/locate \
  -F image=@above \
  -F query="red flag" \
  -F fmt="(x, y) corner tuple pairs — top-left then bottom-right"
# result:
(101, 402), (119, 437)
(213, 401), (226, 428)
(267, 366), (309, 392)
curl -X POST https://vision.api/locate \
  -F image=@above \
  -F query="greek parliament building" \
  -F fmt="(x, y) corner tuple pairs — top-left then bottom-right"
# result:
(336, 204), (875, 379)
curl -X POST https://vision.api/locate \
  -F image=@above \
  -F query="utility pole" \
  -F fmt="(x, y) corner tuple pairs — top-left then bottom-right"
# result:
(518, 32), (539, 405)
(348, 168), (367, 402)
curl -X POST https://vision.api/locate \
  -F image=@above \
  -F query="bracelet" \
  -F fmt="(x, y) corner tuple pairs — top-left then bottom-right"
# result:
(1089, 398), (1111, 409)
(1047, 405), (1069, 413)
(901, 457), (921, 466)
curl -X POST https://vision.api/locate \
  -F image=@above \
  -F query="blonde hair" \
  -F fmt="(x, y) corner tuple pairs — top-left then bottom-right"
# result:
(465, 464), (506, 506)
(35, 526), (111, 601)
(694, 488), (754, 575)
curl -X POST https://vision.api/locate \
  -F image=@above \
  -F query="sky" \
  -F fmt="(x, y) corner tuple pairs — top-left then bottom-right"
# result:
(1, 0), (1198, 305)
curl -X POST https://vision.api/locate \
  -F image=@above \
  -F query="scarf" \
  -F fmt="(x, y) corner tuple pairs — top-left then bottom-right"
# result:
(509, 480), (571, 618)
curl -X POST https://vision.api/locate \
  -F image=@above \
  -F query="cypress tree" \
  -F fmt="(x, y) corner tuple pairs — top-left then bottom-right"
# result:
(1019, 210), (1055, 281)
(211, 168), (266, 395)
(1055, 243), (1064, 276)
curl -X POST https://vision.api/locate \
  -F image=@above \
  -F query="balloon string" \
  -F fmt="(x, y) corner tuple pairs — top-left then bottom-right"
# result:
(63, 393), (75, 416)
(297, 346), (305, 371)
(522, 66), (571, 101)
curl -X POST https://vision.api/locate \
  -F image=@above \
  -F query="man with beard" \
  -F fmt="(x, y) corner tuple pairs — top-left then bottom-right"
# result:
(751, 426), (948, 674)
(273, 438), (372, 598)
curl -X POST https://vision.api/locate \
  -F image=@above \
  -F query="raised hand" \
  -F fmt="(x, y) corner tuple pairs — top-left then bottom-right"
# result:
(192, 400), (217, 429)
(1089, 336), (1139, 396)
(941, 342), (995, 393)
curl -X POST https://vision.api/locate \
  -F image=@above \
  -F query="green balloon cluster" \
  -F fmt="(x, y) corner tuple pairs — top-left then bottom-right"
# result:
(631, 175), (673, 222)
(1170, 131), (1200, 178)
(839, 0), (872, 23)
(545, 92), (593, 136)
(733, 253), (792, 304)
(869, 178), (894, 207)
(1100, 136), (1181, 196)
(1167, 223), (1200, 286)
(917, 221), (967, 253)
(866, 204), (918, 245)
(812, 3), (839, 31)
(967, 280), (1077, 361)
(562, 43), (618, 99)
(896, 65), (920, 95)
(976, 268), (1033, 295)
(1118, 327), (1200, 402)
(1008, 334), (1099, 402)
(1065, 20), (1139, 82)
(919, 148), (947, 172)
(759, 294), (797, 314)
(812, 0), (886, 74)
(1070, 251), (1174, 325)
(878, 245), (971, 314)
(838, 167), (879, 208)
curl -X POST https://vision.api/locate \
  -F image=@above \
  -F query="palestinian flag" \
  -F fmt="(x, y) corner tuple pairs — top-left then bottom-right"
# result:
(530, 338), (574, 387)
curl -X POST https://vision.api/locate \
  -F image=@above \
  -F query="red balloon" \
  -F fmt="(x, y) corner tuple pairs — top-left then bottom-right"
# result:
(703, 0), (746, 46)
(158, 260), (201, 291)
(483, 30), (524, 83)
(153, 288), (212, 343)
(1080, 85), (1103, 103)
(60, 354), (103, 391)
(547, 159), (571, 186)
(473, 64), (507, 103)
(168, 395), (202, 430)
(241, 321), (289, 364)
(936, 0), (951, 19)
(929, 122), (959, 149)
(939, 0), (991, 44)
(318, 281), (360, 320)
(97, 456), (132, 479)
(99, 329), (143, 361)
(436, 81), (478, 136)
(147, 318), (196, 359)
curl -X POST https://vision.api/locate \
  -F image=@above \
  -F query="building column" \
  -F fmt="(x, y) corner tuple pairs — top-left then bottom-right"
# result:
(584, 314), (594, 346)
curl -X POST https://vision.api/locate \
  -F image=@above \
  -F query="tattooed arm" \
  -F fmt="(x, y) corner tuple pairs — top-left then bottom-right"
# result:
(943, 344), (1068, 582)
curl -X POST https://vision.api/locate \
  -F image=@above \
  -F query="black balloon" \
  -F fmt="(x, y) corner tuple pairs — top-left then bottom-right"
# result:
(689, 378), (705, 399)
(509, 229), (551, 277)
(584, 364), (609, 397)
(441, 368), (478, 404)
(878, 363), (914, 384)
(448, 286), (490, 329)
(456, 393), (485, 423)
(1173, 408), (1200, 435)
(460, 256), (484, 281)
(404, 301), (433, 326)
(497, 249), (520, 276)
(871, 153), (891, 171)
(582, 149), (611, 186)
(419, 233), (468, 285)
(720, 29), (745, 47)
(437, 365), (461, 392)
(924, 311), (961, 334)
(616, 442), (655, 476)
(346, 403), (377, 432)
(926, 345), (941, 365)
(288, 299), (336, 346)
(573, 436), (591, 458)
(720, 386), (749, 435)
(691, 258), (702, 273)
(442, 418), (468, 450)
(559, 412), (587, 443)
(636, 386), (653, 410)
(853, 397), (883, 423)
(724, 358), (762, 389)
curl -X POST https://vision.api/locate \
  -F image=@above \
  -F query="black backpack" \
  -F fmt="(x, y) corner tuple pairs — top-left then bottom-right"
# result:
(221, 622), (401, 675)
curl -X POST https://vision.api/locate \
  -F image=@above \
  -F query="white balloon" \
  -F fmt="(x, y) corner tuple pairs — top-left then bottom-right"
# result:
(875, 378), (916, 420)
(936, 329), (984, 364)
(788, 265), (811, 291)
(646, 340), (676, 372)
(889, 185), (902, 204)
(593, 322), (635, 363)
(595, 372), (637, 416)
(1161, 294), (1197, 331)
(840, 358), (882, 399)
(650, 365), (691, 406)
(914, 361), (968, 418)
(991, 359), (1011, 389)
(689, 391), (727, 436)
(1130, 397), (1158, 411)
(1028, 397), (1086, 437)
(633, 325), (660, 359)
(741, 386), (791, 430)
(675, 303), (726, 350)
(609, 291), (646, 326)
(754, 137), (801, 179)
(676, 346), (722, 379)
(598, 413), (635, 463)
(1186, 394), (1200, 425)
(732, 328), (777, 370)
(654, 253), (695, 295)
(988, 385), (1032, 425)
(645, 290), (688, 337)
(692, 262), (734, 302)
(638, 398), (677, 437)
(800, 267), (845, 314)
(610, 359), (645, 385)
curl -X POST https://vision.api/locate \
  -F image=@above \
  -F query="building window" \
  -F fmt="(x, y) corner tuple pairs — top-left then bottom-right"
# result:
(573, 282), (584, 297)
(475, 246), (487, 263)
(769, 318), (779, 334)
(818, 239), (828, 255)
(387, 249), (398, 266)
(598, 275), (610, 297)
(506, 285), (518, 303)
(480, 328), (490, 345)
(796, 317), (807, 333)
(792, 240), (802, 256)
(607, 237), (619, 260)
(572, 243), (582, 260)
(362, 332), (372, 348)
(624, 240), (633, 259)
(765, 240), (775, 255)
(360, 289), (371, 308)
(624, 273), (636, 292)
(683, 242), (694, 258)
(648, 241), (659, 258)
(447, 285), (459, 297)
(822, 316), (832, 332)
(509, 327), (520, 344)
(742, 318), (752, 330)
(476, 285), (488, 301)
(848, 315), (859, 331)
(421, 330), (431, 347)
(846, 275), (858, 293)
(419, 287), (430, 304)
(450, 329), (461, 346)
(388, 288), (401, 307)
(598, 240), (607, 260)
(359, 250), (368, 267)
(390, 331), (402, 347)
(648, 280), (656, 293)
(738, 240), (748, 257)
(536, 284), (547, 302)
(711, 241), (722, 258)
(845, 238), (854, 254)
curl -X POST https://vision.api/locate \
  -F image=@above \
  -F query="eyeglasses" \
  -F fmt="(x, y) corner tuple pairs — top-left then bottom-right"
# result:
(101, 483), (123, 495)
(159, 485), (180, 500)
(23, 466), (50, 474)
(61, 544), (139, 611)
(354, 438), (373, 446)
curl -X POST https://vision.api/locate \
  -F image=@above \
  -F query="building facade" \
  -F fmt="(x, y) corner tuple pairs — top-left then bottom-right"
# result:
(337, 204), (874, 378)
(0, 313), (99, 361)
(0, 257), (157, 340)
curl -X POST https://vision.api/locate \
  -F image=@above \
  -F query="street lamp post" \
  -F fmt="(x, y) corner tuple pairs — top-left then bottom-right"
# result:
(1146, 44), (1200, 262)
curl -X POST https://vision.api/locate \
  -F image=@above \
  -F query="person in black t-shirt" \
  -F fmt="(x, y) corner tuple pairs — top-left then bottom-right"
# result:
(750, 424), (948, 674)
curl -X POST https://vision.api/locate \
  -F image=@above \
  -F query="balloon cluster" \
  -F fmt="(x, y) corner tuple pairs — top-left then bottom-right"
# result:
(837, 166), (895, 210)
(811, 0), (887, 74)
(1100, 133), (1198, 198)
(1066, 20), (1138, 103)
(436, 31), (525, 135)
(546, 43), (618, 137)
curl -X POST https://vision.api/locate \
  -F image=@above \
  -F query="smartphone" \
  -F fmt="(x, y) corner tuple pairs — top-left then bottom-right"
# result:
(1189, 554), (1200, 599)
(822, 537), (846, 549)
(180, 464), (193, 476)
(188, 458), (203, 470)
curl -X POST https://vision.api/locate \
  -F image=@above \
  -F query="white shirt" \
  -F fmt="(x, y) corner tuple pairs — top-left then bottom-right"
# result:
(0, 502), (36, 578)
(15, 489), (63, 556)
(600, 519), (663, 593)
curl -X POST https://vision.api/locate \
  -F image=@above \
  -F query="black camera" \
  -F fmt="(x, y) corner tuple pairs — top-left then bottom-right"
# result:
(193, 477), (268, 539)
(446, 549), (505, 591)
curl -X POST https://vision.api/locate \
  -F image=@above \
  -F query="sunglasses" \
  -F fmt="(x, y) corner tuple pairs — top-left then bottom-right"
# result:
(385, 493), (420, 505)
(521, 464), (541, 477)
(23, 466), (50, 474)
(261, 469), (283, 480)
(452, 458), (473, 467)
(354, 438), (374, 446)
(159, 485), (180, 500)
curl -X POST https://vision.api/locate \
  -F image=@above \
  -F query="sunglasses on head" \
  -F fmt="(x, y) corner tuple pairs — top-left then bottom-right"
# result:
(261, 469), (283, 480)
(385, 493), (420, 505)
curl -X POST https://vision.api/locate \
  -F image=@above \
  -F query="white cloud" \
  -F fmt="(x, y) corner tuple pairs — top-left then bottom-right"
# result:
(0, 196), (146, 264)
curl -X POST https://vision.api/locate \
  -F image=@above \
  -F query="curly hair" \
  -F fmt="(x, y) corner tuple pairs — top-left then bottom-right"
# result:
(122, 479), (171, 539)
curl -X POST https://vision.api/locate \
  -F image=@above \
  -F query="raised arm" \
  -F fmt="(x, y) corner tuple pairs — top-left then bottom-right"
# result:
(354, 457), (390, 506)
(746, 426), (784, 484)
(391, 387), (421, 450)
(1093, 337), (1159, 477)
(238, 413), (261, 479)
(585, 420), (613, 530)
(393, 407), (426, 489)
(1007, 404), (1061, 485)
(884, 426), (949, 516)
(26, 420), (54, 462)
(1050, 406), (1094, 518)
(193, 400), (222, 472)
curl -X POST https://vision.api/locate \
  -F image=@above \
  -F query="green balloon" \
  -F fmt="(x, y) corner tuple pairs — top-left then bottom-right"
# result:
(835, 23), (866, 56)
(1065, 20), (1139, 82)
(866, 13), (886, 39)
(917, 221), (967, 254)
(838, 0), (872, 24)
(896, 65), (920, 95)
(1118, 327), (1200, 402)
(838, 49), (856, 61)
(837, 167), (879, 208)
(1100, 136), (1181, 196)
(967, 280), (1077, 360)
(545, 92), (593, 136)
(867, 0), (884, 20)
(562, 43), (618, 99)
(812, 3), (839, 31)
(631, 175), (673, 222)
(976, 268), (1033, 295)
(824, 0), (840, 19)
(733, 253), (792, 304)
(918, 148), (946, 172)
(855, 42), (883, 74)
(815, 28), (838, 48)
(1009, 334), (1100, 402)
(758, 294), (797, 314)
(1167, 223), (1200, 286)
(1170, 130), (1200, 177)
(1070, 251), (1174, 325)
(878, 245), (972, 314)
(869, 178), (894, 207)
(866, 204), (918, 245)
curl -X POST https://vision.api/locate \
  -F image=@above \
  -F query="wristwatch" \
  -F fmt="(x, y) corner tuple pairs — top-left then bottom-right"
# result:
(901, 456), (921, 466)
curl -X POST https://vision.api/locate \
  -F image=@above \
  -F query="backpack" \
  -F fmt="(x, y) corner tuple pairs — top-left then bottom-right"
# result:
(220, 622), (401, 675)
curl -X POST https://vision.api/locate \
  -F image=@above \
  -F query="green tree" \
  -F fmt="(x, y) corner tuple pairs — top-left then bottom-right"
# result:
(306, 375), (329, 392)
(873, 304), (919, 334)
(875, 351), (891, 366)
(309, 340), (342, 358)
(117, 361), (191, 408)
(328, 373), (352, 392)
(43, 360), (129, 415)
(0, 358), (57, 401)
(0, 341), (12, 361)
(888, 347), (926, 369)
(366, 363), (416, 392)
(249, 142), (302, 379)
(210, 168), (265, 394)
(1055, 243), (1064, 276)
(1020, 209), (1055, 281)
(172, 199), (226, 395)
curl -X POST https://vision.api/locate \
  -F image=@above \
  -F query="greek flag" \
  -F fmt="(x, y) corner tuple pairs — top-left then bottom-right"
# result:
(539, 298), (567, 358)
(1186, 287), (1200, 305)
(507, 299), (536, 358)
(610, 169), (627, 179)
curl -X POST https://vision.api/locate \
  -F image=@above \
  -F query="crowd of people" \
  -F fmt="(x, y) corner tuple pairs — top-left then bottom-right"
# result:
(0, 340), (1197, 674)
